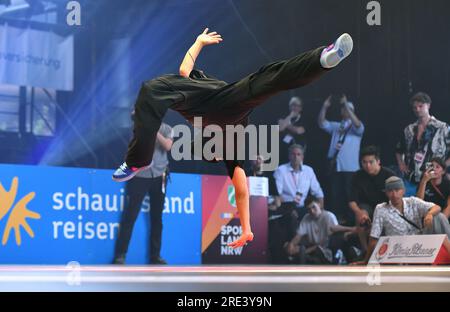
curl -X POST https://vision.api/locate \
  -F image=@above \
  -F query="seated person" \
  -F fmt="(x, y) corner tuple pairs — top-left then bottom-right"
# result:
(285, 196), (359, 264)
(416, 157), (450, 222)
(357, 176), (450, 264)
(274, 144), (324, 222)
(348, 146), (396, 252)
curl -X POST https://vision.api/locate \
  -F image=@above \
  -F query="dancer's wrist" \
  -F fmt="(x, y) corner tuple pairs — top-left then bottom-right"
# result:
(194, 39), (205, 48)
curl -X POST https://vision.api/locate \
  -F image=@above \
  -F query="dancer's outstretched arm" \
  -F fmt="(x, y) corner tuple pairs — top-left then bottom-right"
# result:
(179, 28), (223, 77)
(227, 166), (254, 248)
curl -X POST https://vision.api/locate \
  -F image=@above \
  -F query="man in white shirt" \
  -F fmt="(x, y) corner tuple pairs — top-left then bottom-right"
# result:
(274, 144), (324, 222)
(286, 196), (359, 264)
(358, 176), (450, 264)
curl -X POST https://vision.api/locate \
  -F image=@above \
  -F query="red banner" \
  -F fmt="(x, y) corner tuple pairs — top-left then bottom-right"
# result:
(201, 175), (268, 264)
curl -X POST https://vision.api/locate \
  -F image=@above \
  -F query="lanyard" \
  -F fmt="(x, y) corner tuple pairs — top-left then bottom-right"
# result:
(395, 211), (421, 230)
(391, 205), (421, 230)
(291, 171), (299, 191)
(338, 121), (351, 139)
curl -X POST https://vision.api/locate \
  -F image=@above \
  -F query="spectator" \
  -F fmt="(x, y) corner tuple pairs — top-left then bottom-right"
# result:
(318, 94), (364, 224)
(247, 155), (290, 264)
(278, 96), (307, 163)
(270, 145), (324, 263)
(285, 196), (359, 264)
(416, 157), (450, 222)
(357, 176), (450, 264)
(246, 155), (280, 210)
(396, 92), (450, 192)
(274, 144), (324, 222)
(113, 122), (173, 265)
(348, 146), (396, 252)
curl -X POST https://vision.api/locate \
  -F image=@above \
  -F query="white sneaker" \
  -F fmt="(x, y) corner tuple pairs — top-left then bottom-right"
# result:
(320, 33), (353, 68)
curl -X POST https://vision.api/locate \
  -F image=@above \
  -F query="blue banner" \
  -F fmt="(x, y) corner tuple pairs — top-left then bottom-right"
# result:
(0, 164), (201, 265)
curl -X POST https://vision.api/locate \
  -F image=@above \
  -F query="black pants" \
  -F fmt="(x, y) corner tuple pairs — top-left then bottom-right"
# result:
(114, 176), (165, 261)
(328, 232), (361, 263)
(358, 203), (375, 221)
(328, 171), (354, 225)
(268, 202), (304, 264)
(268, 213), (297, 264)
(125, 47), (327, 170)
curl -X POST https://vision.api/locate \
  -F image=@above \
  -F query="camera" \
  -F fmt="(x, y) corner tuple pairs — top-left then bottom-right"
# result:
(360, 220), (371, 228)
(425, 162), (435, 174)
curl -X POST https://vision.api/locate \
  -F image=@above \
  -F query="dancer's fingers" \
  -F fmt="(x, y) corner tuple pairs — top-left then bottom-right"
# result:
(228, 238), (246, 249)
(203, 28), (209, 34)
(209, 31), (217, 36)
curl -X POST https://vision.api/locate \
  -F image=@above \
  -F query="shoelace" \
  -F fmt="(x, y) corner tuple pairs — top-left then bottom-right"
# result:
(119, 163), (128, 171)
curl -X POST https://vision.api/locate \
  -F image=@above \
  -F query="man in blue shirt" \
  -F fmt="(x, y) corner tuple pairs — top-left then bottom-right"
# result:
(318, 94), (364, 224)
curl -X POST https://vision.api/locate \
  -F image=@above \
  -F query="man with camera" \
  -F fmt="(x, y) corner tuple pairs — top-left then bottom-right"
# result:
(318, 94), (364, 225)
(416, 157), (450, 222)
(278, 96), (308, 163)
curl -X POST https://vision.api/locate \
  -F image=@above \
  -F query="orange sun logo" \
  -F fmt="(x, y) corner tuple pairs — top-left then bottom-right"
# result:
(0, 177), (41, 246)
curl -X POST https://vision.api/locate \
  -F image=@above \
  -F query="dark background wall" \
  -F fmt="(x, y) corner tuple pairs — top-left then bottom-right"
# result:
(2, 0), (449, 184)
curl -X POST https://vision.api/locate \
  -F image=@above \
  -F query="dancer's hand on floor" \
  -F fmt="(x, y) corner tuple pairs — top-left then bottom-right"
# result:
(197, 28), (223, 46)
(227, 232), (254, 249)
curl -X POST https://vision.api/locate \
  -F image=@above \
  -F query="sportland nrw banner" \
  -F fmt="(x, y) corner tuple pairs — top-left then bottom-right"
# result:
(0, 24), (74, 91)
(201, 175), (268, 264)
(0, 164), (201, 264)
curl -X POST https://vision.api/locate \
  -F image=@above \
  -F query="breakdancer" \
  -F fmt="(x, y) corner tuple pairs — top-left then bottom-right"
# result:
(113, 28), (354, 248)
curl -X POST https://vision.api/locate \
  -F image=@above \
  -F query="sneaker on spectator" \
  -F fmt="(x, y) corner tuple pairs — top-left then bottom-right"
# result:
(334, 249), (346, 265)
(315, 246), (333, 264)
(112, 255), (126, 265)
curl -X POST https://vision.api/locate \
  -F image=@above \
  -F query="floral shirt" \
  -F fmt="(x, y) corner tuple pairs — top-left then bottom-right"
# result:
(370, 197), (435, 239)
(396, 116), (449, 183)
